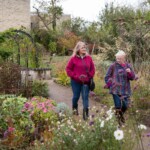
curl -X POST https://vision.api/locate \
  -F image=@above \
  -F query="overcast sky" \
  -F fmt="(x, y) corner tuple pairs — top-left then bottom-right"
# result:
(31, 0), (143, 21)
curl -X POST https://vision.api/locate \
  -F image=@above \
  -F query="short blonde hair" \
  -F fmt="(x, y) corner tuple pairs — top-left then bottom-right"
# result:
(72, 41), (88, 56)
(115, 50), (126, 57)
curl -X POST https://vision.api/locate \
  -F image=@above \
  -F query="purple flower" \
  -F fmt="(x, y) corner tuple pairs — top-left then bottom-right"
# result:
(3, 130), (9, 139)
(91, 114), (95, 118)
(89, 121), (94, 126)
(147, 133), (150, 137)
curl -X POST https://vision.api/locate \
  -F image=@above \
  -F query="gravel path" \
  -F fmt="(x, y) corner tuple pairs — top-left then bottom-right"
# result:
(46, 79), (102, 114)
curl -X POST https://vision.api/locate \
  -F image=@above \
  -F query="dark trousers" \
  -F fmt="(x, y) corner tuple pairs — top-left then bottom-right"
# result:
(71, 79), (89, 109)
(112, 94), (129, 112)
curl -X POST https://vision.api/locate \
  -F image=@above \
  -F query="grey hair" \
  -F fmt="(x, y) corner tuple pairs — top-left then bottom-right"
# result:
(115, 50), (126, 57)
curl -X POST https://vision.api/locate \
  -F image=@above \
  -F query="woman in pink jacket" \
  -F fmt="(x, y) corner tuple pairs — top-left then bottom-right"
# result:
(66, 41), (95, 120)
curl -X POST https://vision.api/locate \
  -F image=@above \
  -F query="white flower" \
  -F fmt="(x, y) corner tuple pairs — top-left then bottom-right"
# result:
(129, 130), (132, 133)
(67, 120), (71, 125)
(106, 114), (113, 121)
(138, 124), (147, 130)
(100, 121), (104, 128)
(99, 119), (102, 122)
(59, 112), (62, 116)
(89, 115), (92, 121)
(45, 118), (48, 121)
(114, 129), (124, 140)
(71, 126), (76, 131)
(106, 109), (113, 116)
(57, 121), (60, 125)
(73, 139), (78, 144)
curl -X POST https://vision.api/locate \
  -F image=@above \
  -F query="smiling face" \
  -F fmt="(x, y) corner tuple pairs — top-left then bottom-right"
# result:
(78, 43), (87, 55)
(116, 55), (126, 64)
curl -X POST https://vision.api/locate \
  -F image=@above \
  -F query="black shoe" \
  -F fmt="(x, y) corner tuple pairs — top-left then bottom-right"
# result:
(72, 107), (79, 115)
(115, 109), (125, 126)
(83, 108), (89, 120)
(119, 111), (125, 123)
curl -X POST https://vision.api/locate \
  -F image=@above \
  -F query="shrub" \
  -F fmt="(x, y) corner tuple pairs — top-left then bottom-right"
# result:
(0, 96), (33, 148)
(0, 62), (21, 94)
(0, 96), (58, 149)
(29, 107), (136, 150)
(132, 83), (150, 127)
(56, 102), (71, 117)
(22, 97), (58, 144)
(54, 71), (70, 86)
(31, 80), (49, 97)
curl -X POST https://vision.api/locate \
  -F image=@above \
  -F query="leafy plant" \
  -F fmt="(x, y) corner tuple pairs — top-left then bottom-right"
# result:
(0, 96), (34, 148)
(30, 107), (136, 150)
(55, 71), (70, 86)
(31, 80), (49, 97)
(0, 62), (21, 94)
(56, 102), (71, 117)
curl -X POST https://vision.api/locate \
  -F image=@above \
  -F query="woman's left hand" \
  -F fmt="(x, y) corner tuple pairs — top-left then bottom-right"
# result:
(126, 68), (131, 73)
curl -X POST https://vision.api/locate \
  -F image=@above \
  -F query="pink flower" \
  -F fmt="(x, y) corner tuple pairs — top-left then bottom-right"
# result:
(24, 102), (30, 109)
(43, 108), (48, 113)
(29, 111), (34, 117)
(37, 103), (42, 109)
(41, 102), (45, 108)
(8, 127), (15, 132)
(31, 97), (37, 101)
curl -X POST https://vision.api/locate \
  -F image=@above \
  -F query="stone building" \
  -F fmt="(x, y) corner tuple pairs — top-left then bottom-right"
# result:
(0, 0), (71, 32)
(31, 12), (71, 30)
(0, 0), (31, 32)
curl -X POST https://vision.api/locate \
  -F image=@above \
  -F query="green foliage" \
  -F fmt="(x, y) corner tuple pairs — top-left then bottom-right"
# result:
(48, 41), (57, 54)
(127, 75), (150, 127)
(55, 71), (70, 86)
(0, 96), (33, 135)
(0, 94), (16, 106)
(23, 97), (58, 127)
(31, 80), (49, 98)
(0, 96), (58, 149)
(33, 0), (63, 31)
(0, 49), (13, 61)
(50, 56), (69, 77)
(31, 107), (135, 150)
(97, 3), (150, 62)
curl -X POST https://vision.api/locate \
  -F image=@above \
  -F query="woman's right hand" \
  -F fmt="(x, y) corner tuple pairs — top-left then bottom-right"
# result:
(79, 74), (87, 82)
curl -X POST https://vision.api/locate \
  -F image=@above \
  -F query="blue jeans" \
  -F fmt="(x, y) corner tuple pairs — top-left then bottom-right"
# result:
(112, 94), (129, 112)
(71, 79), (89, 109)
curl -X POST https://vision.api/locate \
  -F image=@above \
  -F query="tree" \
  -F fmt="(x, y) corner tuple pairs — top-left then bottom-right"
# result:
(33, 0), (63, 31)
(57, 32), (81, 55)
(61, 17), (88, 36)
(97, 2), (150, 63)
